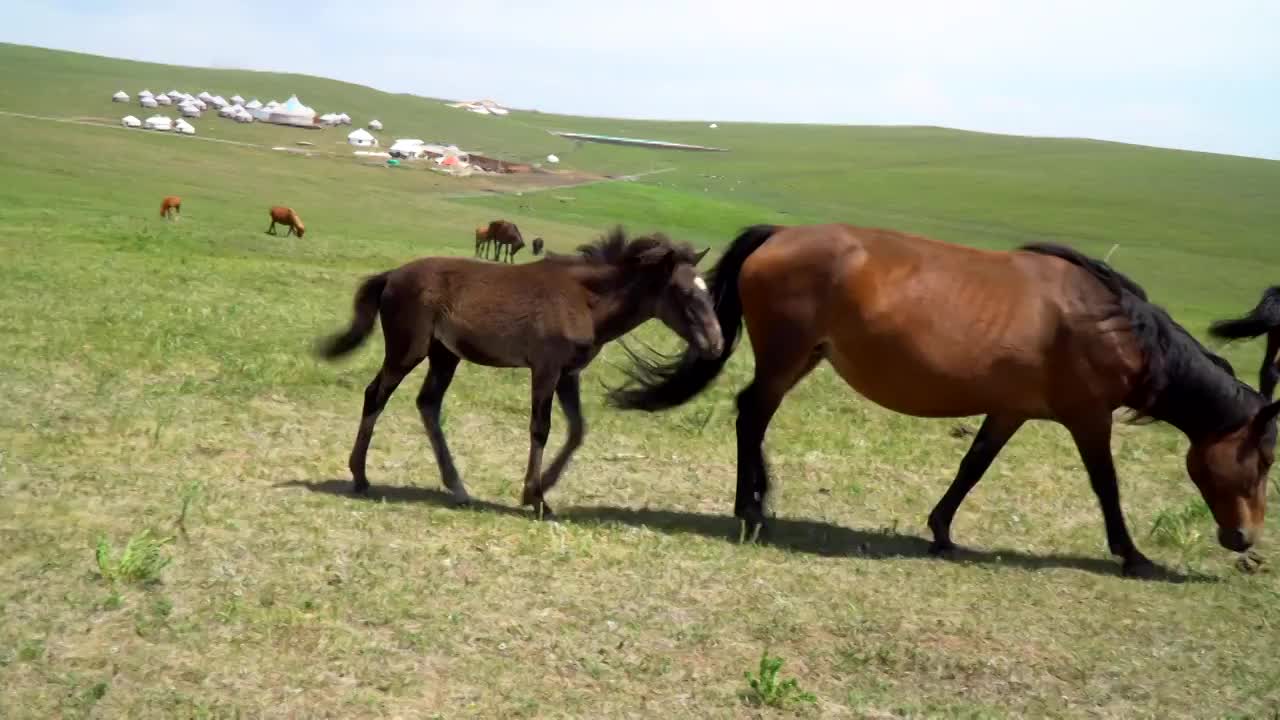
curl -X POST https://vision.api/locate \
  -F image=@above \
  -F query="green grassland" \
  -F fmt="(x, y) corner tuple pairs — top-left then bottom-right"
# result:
(2, 42), (1280, 718)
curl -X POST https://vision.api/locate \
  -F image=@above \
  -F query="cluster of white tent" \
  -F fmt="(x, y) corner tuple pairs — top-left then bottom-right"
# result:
(120, 114), (195, 135)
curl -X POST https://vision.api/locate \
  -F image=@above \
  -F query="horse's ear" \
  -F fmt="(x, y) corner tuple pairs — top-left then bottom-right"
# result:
(693, 247), (710, 266)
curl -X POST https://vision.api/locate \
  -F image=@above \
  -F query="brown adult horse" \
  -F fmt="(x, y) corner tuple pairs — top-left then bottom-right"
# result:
(473, 220), (524, 262)
(267, 206), (305, 238)
(1210, 286), (1280, 399)
(160, 195), (181, 220)
(316, 228), (722, 515)
(609, 223), (1279, 577)
(488, 220), (526, 263)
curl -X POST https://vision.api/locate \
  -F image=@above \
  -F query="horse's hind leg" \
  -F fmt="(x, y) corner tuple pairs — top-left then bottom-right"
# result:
(348, 346), (426, 494)
(734, 344), (823, 542)
(416, 341), (469, 505)
(926, 414), (1024, 555)
(1068, 417), (1154, 578)
(1261, 330), (1280, 399)
(533, 371), (585, 503)
(520, 367), (561, 518)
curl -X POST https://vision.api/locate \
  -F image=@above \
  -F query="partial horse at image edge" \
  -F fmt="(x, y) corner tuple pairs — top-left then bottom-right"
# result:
(609, 222), (1280, 578)
(1209, 285), (1280, 399)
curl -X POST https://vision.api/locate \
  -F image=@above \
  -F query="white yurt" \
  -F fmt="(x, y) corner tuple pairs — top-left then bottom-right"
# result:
(245, 98), (263, 110)
(198, 91), (214, 102)
(180, 104), (201, 118)
(155, 94), (172, 106)
(140, 96), (159, 108)
(167, 89), (183, 99)
(192, 98), (207, 111)
(144, 115), (173, 131)
(347, 128), (377, 147)
(234, 109), (254, 123)
(368, 119), (383, 131)
(112, 91), (130, 103)
(139, 88), (153, 97)
(337, 113), (351, 125)
(211, 95), (229, 108)
(121, 115), (142, 128)
(230, 94), (245, 105)
(174, 119), (195, 135)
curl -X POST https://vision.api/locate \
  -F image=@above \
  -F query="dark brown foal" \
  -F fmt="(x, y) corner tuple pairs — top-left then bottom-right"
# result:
(316, 227), (723, 515)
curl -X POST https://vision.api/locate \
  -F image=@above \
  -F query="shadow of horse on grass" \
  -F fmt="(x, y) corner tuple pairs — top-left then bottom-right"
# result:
(277, 479), (1213, 584)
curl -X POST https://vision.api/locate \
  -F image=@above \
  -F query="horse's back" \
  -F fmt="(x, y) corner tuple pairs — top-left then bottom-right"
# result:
(738, 224), (1131, 418)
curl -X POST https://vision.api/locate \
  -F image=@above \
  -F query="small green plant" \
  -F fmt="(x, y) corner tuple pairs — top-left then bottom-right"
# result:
(175, 479), (204, 539)
(743, 648), (816, 709)
(1148, 501), (1212, 550)
(95, 529), (172, 586)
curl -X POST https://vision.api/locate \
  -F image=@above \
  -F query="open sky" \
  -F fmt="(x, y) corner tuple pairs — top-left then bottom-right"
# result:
(4, 0), (1278, 160)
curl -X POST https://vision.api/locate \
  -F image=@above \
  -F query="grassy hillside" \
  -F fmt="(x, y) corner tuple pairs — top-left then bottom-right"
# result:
(2, 43), (1280, 718)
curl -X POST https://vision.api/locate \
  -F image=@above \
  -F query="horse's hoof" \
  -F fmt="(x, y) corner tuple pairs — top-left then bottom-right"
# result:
(736, 518), (766, 544)
(1122, 557), (1158, 579)
(452, 495), (471, 508)
(351, 480), (370, 496)
(928, 540), (957, 557)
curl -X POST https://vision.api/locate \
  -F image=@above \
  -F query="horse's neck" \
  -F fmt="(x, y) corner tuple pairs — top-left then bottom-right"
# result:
(573, 265), (654, 343)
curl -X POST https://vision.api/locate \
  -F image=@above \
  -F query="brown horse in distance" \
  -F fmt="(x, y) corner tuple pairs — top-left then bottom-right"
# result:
(610, 223), (1279, 577)
(267, 206), (305, 238)
(473, 220), (524, 262)
(316, 227), (723, 516)
(160, 195), (181, 220)
(1210, 285), (1280, 398)
(532, 237), (544, 256)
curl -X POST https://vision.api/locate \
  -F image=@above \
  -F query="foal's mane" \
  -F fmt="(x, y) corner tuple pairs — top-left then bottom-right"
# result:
(564, 226), (701, 267)
(1018, 242), (1258, 436)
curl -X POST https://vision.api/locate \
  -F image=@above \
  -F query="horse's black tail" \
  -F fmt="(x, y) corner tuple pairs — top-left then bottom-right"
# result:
(1209, 286), (1280, 341)
(607, 224), (782, 411)
(315, 271), (390, 360)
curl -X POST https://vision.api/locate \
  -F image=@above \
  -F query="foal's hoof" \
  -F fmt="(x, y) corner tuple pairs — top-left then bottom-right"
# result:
(736, 518), (767, 545)
(533, 501), (556, 521)
(928, 539), (957, 558)
(1122, 556), (1158, 580)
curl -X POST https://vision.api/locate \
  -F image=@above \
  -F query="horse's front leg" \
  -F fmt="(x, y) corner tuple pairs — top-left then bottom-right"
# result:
(266, 221), (276, 235)
(537, 371), (585, 496)
(520, 367), (560, 518)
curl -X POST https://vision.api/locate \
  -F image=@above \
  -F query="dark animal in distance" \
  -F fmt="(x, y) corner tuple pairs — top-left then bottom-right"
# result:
(532, 237), (544, 256)
(316, 227), (723, 516)
(160, 195), (181, 220)
(609, 223), (1280, 578)
(1210, 285), (1280, 399)
(266, 206), (305, 238)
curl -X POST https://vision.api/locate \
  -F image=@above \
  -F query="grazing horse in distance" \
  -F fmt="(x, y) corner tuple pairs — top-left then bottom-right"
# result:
(609, 223), (1279, 577)
(489, 220), (526, 263)
(532, 237), (544, 256)
(266, 206), (305, 238)
(315, 227), (723, 516)
(1210, 286), (1280, 398)
(160, 195), (181, 220)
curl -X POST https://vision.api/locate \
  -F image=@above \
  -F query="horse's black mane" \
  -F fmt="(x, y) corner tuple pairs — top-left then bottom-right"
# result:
(1018, 242), (1260, 437)
(568, 226), (700, 267)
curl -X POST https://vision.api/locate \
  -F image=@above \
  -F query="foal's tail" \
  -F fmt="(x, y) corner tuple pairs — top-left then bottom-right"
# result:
(607, 224), (782, 411)
(316, 271), (390, 360)
(1209, 286), (1280, 341)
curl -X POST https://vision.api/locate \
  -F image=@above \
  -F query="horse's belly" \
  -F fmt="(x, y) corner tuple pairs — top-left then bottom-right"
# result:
(434, 323), (523, 368)
(823, 338), (1048, 418)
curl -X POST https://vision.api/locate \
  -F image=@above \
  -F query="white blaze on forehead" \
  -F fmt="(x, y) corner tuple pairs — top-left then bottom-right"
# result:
(693, 276), (708, 292)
